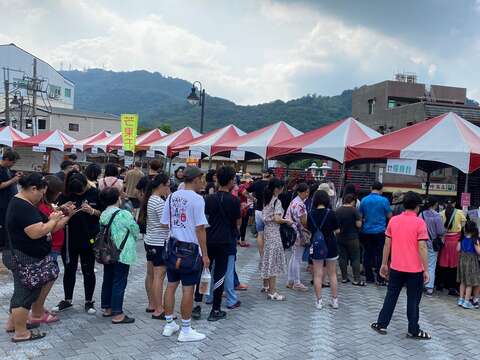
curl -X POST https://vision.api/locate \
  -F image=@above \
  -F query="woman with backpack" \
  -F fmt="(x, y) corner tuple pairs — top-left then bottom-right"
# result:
(261, 178), (293, 300)
(419, 197), (445, 296)
(307, 190), (340, 310)
(99, 187), (139, 324)
(438, 199), (466, 295)
(98, 163), (124, 193)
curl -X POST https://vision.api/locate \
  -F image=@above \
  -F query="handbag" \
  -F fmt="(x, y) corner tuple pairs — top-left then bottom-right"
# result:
(286, 201), (311, 247)
(421, 211), (445, 252)
(163, 196), (202, 274)
(276, 200), (296, 249)
(4, 231), (59, 290)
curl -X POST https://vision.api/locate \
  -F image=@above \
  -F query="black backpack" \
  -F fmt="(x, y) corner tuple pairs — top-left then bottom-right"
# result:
(93, 210), (130, 265)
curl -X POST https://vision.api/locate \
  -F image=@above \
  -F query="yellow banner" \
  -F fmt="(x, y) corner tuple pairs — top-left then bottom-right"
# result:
(121, 114), (138, 152)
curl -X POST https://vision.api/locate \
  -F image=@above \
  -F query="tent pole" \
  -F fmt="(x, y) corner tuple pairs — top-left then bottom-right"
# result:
(425, 171), (431, 196)
(464, 172), (469, 193)
(208, 156), (213, 170)
(339, 162), (346, 197)
(168, 157), (172, 176)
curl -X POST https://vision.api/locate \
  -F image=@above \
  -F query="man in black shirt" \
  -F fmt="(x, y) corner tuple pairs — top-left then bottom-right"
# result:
(192, 166), (240, 322)
(0, 149), (21, 248)
(54, 160), (75, 183)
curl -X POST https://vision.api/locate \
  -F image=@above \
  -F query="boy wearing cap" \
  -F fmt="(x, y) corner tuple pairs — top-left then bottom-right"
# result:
(161, 167), (210, 342)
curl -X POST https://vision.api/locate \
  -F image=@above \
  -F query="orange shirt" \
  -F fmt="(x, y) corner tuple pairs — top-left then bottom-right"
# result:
(386, 210), (428, 273)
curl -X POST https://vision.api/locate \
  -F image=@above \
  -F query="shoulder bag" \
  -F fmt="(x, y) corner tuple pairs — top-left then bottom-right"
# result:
(275, 199), (296, 249)
(421, 211), (444, 252)
(163, 196), (202, 274)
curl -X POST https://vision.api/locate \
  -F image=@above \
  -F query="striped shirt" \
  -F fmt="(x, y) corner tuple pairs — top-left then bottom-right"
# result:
(144, 195), (169, 246)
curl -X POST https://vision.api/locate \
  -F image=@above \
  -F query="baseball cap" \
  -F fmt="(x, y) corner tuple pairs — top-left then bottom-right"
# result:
(184, 166), (203, 182)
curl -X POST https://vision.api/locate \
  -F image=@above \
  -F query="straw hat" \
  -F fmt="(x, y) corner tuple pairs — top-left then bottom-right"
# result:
(241, 173), (253, 183)
(318, 182), (334, 196)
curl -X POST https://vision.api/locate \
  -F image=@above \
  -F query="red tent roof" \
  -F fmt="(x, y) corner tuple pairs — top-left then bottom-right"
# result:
(268, 117), (380, 162)
(212, 121), (302, 159)
(72, 131), (111, 151)
(136, 128), (168, 147)
(137, 127), (201, 156)
(0, 126), (29, 147)
(171, 125), (245, 156)
(15, 130), (76, 151)
(346, 112), (480, 173)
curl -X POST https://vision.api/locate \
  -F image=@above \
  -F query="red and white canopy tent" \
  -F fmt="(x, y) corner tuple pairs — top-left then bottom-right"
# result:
(87, 132), (122, 153)
(212, 121), (302, 159)
(268, 117), (381, 163)
(137, 127), (201, 157)
(345, 112), (480, 174)
(15, 129), (76, 151)
(171, 125), (245, 157)
(0, 126), (29, 147)
(135, 128), (168, 148)
(72, 131), (111, 152)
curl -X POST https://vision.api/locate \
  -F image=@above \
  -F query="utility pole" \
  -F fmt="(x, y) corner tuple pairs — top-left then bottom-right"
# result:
(32, 58), (37, 135)
(3, 77), (8, 126)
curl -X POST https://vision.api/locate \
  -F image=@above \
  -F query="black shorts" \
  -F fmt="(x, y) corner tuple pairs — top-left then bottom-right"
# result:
(10, 272), (42, 310)
(166, 267), (201, 287)
(144, 243), (166, 267)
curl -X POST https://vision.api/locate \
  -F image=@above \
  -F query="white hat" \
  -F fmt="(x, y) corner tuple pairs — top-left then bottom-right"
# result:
(318, 182), (334, 197)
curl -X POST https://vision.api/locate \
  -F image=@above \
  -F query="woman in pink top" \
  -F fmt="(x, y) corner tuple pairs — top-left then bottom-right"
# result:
(98, 163), (124, 193)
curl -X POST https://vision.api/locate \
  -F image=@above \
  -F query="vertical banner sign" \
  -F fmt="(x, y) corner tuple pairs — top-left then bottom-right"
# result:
(121, 114), (138, 152)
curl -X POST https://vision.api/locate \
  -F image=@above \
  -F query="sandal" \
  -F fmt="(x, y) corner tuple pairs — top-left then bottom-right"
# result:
(407, 330), (431, 340)
(112, 315), (135, 324)
(261, 287), (269, 293)
(6, 323), (39, 333)
(12, 330), (46, 343)
(352, 281), (366, 287)
(267, 292), (286, 301)
(370, 322), (387, 335)
(292, 283), (309, 292)
(30, 311), (59, 325)
(145, 308), (155, 313)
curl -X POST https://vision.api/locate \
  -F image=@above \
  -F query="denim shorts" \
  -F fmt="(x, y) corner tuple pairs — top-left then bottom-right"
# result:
(144, 243), (166, 267)
(255, 210), (265, 233)
(166, 268), (201, 287)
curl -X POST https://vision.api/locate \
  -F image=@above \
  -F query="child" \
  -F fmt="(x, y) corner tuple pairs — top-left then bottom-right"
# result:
(457, 221), (480, 309)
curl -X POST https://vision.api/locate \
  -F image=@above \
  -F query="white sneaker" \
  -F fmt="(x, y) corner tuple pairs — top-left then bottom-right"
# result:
(178, 329), (206, 342)
(331, 297), (339, 309)
(162, 322), (180, 337)
(316, 298), (323, 310)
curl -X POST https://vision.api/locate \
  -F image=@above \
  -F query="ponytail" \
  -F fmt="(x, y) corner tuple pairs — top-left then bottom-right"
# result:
(139, 172), (169, 225)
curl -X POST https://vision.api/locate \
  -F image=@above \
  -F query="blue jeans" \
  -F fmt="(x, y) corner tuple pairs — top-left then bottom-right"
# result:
(426, 245), (437, 290)
(206, 255), (238, 307)
(101, 262), (130, 315)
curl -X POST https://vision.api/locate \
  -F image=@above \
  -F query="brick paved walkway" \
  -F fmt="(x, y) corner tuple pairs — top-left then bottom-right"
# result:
(1, 234), (479, 360)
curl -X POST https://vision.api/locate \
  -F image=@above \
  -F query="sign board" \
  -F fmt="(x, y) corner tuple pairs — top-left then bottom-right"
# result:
(230, 150), (245, 161)
(120, 114), (139, 152)
(179, 151), (190, 159)
(146, 150), (155, 158)
(461, 192), (471, 208)
(117, 149), (125, 156)
(189, 150), (202, 159)
(70, 148), (77, 154)
(91, 147), (98, 154)
(124, 156), (134, 167)
(32, 145), (46, 153)
(378, 167), (384, 183)
(386, 159), (417, 176)
(421, 183), (456, 192)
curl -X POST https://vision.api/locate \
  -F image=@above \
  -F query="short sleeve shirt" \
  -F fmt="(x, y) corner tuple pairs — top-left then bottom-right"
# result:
(124, 169), (144, 197)
(386, 211), (429, 273)
(98, 177), (124, 192)
(335, 205), (361, 241)
(144, 195), (169, 246)
(441, 209), (466, 234)
(286, 196), (307, 235)
(160, 189), (208, 245)
(0, 166), (17, 211)
(359, 193), (392, 234)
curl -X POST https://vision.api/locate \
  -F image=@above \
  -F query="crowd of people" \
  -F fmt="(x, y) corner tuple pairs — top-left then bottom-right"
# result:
(1, 148), (480, 343)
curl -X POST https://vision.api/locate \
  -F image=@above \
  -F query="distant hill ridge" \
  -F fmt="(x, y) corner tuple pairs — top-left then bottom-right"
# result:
(61, 69), (353, 132)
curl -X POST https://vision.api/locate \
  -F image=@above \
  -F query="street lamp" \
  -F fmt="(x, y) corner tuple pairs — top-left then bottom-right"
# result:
(186, 81), (206, 133)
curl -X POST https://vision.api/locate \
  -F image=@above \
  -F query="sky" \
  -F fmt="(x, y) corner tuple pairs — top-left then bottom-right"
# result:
(1, 0), (479, 105)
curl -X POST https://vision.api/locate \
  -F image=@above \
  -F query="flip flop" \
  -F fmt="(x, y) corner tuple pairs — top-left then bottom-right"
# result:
(145, 308), (155, 313)
(112, 315), (135, 324)
(352, 281), (367, 287)
(12, 330), (46, 343)
(407, 330), (431, 340)
(6, 323), (39, 333)
(30, 311), (59, 325)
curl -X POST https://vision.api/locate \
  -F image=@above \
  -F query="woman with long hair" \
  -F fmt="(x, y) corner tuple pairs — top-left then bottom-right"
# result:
(438, 199), (466, 295)
(261, 178), (292, 300)
(53, 171), (103, 315)
(84, 163), (102, 188)
(140, 173), (171, 317)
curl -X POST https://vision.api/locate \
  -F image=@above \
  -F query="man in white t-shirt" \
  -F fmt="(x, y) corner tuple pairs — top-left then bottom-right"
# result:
(160, 167), (209, 342)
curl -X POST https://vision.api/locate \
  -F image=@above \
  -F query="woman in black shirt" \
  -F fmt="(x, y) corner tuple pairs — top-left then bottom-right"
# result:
(307, 190), (339, 311)
(53, 171), (102, 315)
(5, 173), (65, 342)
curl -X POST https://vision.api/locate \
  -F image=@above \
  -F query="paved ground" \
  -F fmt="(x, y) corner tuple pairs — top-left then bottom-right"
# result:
(1, 232), (479, 360)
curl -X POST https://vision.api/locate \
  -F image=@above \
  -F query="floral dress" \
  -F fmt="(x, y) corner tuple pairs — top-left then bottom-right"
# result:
(261, 197), (286, 279)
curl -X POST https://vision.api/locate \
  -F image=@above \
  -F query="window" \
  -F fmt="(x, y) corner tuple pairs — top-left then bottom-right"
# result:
(25, 119), (32, 129)
(368, 98), (376, 114)
(64, 88), (72, 98)
(38, 119), (46, 130)
(388, 99), (396, 109)
(69, 123), (79, 132)
(48, 85), (61, 98)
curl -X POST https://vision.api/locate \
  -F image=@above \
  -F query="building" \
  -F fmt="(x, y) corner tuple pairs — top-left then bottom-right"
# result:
(0, 43), (74, 111)
(352, 74), (480, 133)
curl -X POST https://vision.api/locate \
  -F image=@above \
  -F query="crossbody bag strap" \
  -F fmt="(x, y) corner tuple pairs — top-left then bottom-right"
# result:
(447, 209), (456, 230)
(420, 212), (433, 240)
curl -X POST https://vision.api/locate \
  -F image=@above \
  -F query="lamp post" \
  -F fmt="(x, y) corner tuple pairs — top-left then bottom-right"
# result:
(186, 81), (206, 133)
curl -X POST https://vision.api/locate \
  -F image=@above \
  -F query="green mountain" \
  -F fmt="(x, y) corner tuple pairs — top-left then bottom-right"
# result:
(61, 69), (352, 132)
